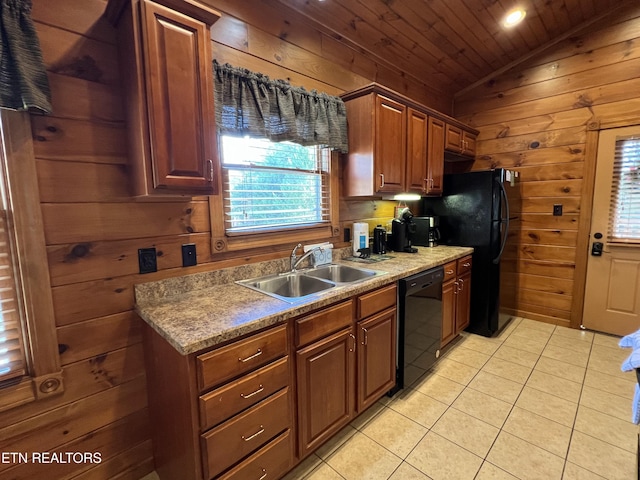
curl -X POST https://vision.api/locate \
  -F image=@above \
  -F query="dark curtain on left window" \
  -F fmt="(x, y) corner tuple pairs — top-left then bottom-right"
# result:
(0, 0), (51, 113)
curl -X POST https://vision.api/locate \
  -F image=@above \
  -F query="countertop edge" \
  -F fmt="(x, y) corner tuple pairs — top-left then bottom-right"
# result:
(135, 246), (474, 355)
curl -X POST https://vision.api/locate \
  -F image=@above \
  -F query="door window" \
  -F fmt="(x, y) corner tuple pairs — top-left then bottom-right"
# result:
(608, 136), (640, 243)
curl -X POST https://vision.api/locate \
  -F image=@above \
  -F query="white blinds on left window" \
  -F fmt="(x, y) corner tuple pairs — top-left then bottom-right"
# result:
(0, 208), (26, 382)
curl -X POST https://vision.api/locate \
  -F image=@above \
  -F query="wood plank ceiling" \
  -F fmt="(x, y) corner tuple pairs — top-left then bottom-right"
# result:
(275, 0), (632, 98)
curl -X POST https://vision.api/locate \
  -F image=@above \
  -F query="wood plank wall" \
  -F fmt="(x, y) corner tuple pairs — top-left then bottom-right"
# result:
(0, 1), (441, 479)
(454, 4), (640, 328)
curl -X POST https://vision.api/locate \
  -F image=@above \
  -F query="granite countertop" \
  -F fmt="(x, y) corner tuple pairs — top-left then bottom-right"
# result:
(134, 246), (473, 355)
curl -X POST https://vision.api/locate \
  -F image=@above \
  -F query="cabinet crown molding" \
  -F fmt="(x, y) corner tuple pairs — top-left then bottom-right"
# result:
(341, 83), (478, 136)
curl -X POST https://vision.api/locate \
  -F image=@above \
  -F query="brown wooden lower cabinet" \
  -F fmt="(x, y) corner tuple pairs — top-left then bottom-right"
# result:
(295, 284), (397, 460)
(356, 307), (396, 412)
(143, 322), (293, 480)
(441, 275), (457, 346)
(441, 255), (473, 347)
(201, 388), (291, 479)
(296, 327), (355, 457)
(216, 430), (294, 480)
(456, 268), (472, 332)
(144, 283), (398, 479)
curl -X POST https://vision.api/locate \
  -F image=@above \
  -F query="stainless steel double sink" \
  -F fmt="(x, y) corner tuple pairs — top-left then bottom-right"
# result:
(237, 264), (382, 303)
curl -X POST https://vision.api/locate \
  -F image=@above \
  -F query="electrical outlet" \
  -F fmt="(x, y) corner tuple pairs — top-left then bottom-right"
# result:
(344, 227), (351, 243)
(182, 243), (197, 267)
(553, 204), (563, 216)
(138, 248), (157, 274)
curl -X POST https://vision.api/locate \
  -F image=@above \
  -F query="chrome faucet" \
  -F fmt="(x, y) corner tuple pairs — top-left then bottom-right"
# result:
(290, 243), (323, 272)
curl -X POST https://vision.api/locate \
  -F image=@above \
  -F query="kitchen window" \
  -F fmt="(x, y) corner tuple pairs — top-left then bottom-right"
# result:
(0, 111), (62, 411)
(608, 135), (640, 243)
(220, 135), (331, 234)
(210, 61), (348, 253)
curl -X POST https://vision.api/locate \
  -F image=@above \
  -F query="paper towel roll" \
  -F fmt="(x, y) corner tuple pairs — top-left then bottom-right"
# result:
(352, 222), (369, 255)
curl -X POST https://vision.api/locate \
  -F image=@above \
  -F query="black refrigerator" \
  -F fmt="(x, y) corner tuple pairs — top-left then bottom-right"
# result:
(422, 168), (513, 337)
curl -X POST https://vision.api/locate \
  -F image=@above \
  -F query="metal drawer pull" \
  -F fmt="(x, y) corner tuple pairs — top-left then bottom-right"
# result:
(259, 469), (267, 480)
(446, 269), (454, 275)
(240, 384), (264, 399)
(242, 425), (265, 442)
(362, 327), (368, 346)
(207, 159), (214, 181)
(458, 279), (464, 291)
(454, 280), (459, 294)
(349, 333), (356, 352)
(239, 349), (262, 363)
(463, 262), (471, 267)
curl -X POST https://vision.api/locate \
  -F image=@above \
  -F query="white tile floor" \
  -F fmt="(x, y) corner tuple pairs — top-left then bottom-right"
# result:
(140, 317), (639, 480)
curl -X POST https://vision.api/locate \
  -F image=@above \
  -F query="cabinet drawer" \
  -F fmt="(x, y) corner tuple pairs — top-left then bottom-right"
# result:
(296, 300), (353, 347)
(357, 284), (397, 319)
(443, 261), (457, 282)
(457, 256), (472, 275)
(197, 324), (288, 391)
(199, 357), (289, 431)
(216, 429), (293, 480)
(201, 388), (291, 479)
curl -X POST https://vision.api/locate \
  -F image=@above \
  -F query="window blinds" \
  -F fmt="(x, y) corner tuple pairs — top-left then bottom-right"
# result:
(221, 136), (330, 234)
(0, 208), (26, 382)
(608, 137), (640, 243)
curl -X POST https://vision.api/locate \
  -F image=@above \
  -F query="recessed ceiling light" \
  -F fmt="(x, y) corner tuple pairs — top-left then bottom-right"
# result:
(504, 9), (526, 28)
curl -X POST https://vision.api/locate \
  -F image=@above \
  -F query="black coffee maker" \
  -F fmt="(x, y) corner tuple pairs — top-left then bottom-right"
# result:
(426, 216), (441, 247)
(390, 207), (418, 253)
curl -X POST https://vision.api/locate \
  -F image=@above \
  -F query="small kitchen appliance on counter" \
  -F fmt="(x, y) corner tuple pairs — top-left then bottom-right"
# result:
(413, 216), (441, 247)
(390, 207), (418, 253)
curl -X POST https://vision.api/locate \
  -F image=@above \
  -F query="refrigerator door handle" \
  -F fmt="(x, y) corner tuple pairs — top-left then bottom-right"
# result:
(493, 177), (510, 264)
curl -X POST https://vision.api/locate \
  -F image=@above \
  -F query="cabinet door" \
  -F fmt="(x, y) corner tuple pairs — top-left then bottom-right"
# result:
(445, 124), (463, 153)
(406, 108), (428, 194)
(462, 131), (477, 156)
(441, 279), (456, 347)
(426, 117), (445, 195)
(357, 308), (396, 412)
(296, 328), (355, 457)
(456, 271), (472, 332)
(374, 95), (406, 193)
(141, 0), (217, 193)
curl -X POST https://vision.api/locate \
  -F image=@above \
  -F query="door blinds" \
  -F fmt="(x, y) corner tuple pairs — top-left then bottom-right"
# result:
(0, 208), (26, 382)
(608, 136), (640, 243)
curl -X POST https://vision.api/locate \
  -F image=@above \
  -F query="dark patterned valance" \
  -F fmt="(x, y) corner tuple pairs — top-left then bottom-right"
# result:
(0, 0), (51, 113)
(213, 60), (348, 153)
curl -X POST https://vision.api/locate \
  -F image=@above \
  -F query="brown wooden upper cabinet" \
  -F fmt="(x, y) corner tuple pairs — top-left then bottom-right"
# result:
(105, 0), (221, 197)
(341, 84), (475, 197)
(445, 124), (477, 158)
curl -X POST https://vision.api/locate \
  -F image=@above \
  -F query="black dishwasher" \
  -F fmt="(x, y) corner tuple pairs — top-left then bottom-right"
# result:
(390, 266), (444, 395)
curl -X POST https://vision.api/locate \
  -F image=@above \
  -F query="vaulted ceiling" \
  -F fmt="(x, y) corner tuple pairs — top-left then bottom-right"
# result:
(275, 0), (634, 98)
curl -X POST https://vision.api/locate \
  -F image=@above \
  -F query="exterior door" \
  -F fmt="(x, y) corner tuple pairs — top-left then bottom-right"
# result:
(583, 126), (640, 335)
